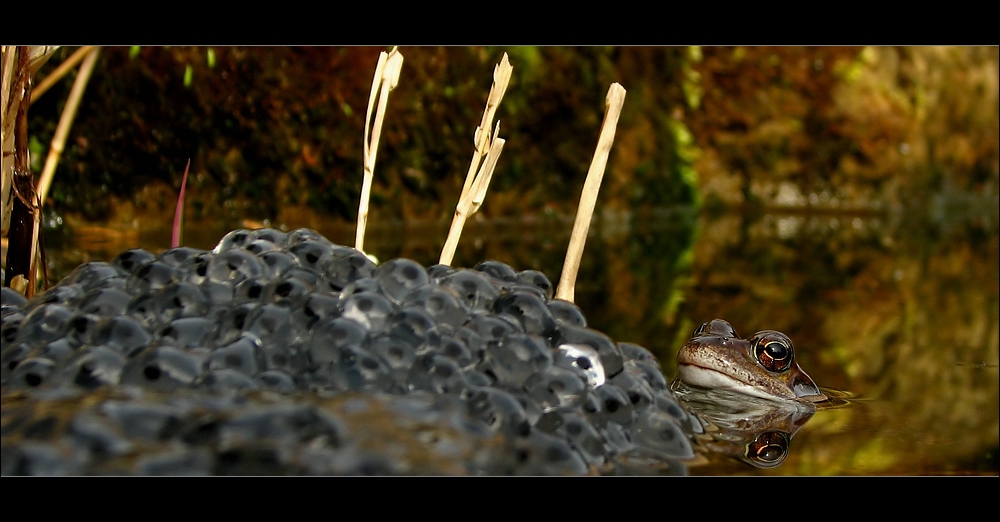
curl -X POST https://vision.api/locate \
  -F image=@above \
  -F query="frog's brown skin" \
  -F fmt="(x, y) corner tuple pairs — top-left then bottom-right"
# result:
(676, 319), (827, 403)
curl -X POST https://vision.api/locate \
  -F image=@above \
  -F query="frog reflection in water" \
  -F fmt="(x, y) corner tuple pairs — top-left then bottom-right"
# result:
(676, 318), (827, 403)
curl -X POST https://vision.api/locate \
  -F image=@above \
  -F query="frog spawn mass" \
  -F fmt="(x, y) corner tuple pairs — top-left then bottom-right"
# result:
(0, 228), (698, 475)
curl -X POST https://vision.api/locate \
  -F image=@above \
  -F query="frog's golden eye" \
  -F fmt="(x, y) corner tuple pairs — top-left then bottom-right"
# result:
(750, 331), (794, 372)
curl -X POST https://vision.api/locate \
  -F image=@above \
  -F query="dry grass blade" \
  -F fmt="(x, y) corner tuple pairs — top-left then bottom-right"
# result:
(439, 55), (513, 266)
(30, 46), (91, 105)
(356, 47), (404, 254)
(459, 53), (512, 204)
(555, 83), (627, 303)
(37, 46), (100, 208)
(439, 135), (506, 266)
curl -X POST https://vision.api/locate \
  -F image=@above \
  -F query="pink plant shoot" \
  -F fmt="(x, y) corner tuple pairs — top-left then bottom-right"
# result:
(171, 159), (191, 248)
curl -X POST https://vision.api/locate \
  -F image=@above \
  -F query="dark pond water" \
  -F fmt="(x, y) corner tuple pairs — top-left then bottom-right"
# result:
(25, 197), (999, 475)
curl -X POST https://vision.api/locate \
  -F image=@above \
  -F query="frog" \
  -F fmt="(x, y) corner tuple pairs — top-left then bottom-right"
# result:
(675, 319), (827, 403)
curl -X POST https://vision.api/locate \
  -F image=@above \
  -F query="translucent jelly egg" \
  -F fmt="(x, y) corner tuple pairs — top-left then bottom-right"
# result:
(439, 269), (500, 311)
(553, 343), (606, 388)
(374, 259), (429, 305)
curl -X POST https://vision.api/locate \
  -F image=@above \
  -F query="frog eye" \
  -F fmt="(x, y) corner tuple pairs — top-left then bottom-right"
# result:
(750, 331), (794, 372)
(744, 431), (790, 468)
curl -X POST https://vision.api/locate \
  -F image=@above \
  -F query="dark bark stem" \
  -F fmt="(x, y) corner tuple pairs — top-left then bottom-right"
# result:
(3, 46), (39, 295)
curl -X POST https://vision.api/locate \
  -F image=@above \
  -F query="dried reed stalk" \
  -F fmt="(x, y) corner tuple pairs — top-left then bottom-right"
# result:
(356, 47), (403, 254)
(438, 54), (513, 266)
(30, 45), (93, 105)
(555, 83), (627, 303)
(36, 46), (100, 207)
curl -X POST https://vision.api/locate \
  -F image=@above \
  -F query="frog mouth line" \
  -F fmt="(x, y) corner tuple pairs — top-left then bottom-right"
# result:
(676, 363), (798, 401)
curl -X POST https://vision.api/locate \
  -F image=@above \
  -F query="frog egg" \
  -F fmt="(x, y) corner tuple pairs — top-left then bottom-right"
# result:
(623, 359), (669, 391)
(260, 340), (309, 376)
(65, 262), (127, 291)
(329, 344), (393, 392)
(287, 239), (334, 274)
(306, 317), (368, 365)
(214, 303), (259, 346)
(251, 250), (296, 281)
(554, 323), (625, 380)
(176, 251), (215, 285)
(233, 276), (269, 306)
(112, 248), (157, 276)
(337, 277), (381, 299)
(48, 345), (126, 389)
(319, 249), (376, 292)
(492, 290), (556, 339)
(158, 317), (216, 349)
(285, 228), (328, 247)
(154, 281), (210, 324)
(374, 259), (429, 305)
(367, 334), (418, 389)
(126, 260), (180, 294)
(1, 342), (32, 383)
(125, 292), (161, 330)
(2, 311), (23, 346)
(208, 249), (264, 285)
(15, 304), (75, 346)
(214, 229), (253, 253)
(27, 337), (76, 363)
(419, 328), (474, 369)
(476, 333), (552, 389)
(609, 371), (656, 412)
(2, 285), (28, 310)
(474, 260), (518, 283)
(652, 391), (702, 436)
(341, 292), (393, 332)
(246, 227), (288, 247)
(515, 270), (554, 300)
(523, 365), (589, 413)
(407, 353), (470, 396)
(67, 409), (134, 459)
(255, 369), (298, 392)
(402, 284), (467, 331)
(197, 368), (260, 392)
(243, 238), (280, 256)
(546, 299), (588, 328)
(503, 430), (589, 476)
(158, 247), (208, 268)
(426, 264), (456, 281)
(263, 276), (312, 307)
(281, 266), (321, 288)
(594, 383), (635, 426)
(631, 409), (694, 460)
(466, 388), (532, 438)
(619, 342), (659, 363)
(243, 305), (299, 350)
(535, 411), (608, 467)
(553, 343), (606, 388)
(461, 311), (522, 341)
(439, 269), (500, 311)
(7, 357), (57, 389)
(77, 287), (131, 317)
(386, 307), (437, 348)
(206, 335), (263, 377)
(22, 285), (83, 314)
(120, 346), (205, 391)
(91, 316), (153, 357)
(291, 292), (342, 331)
